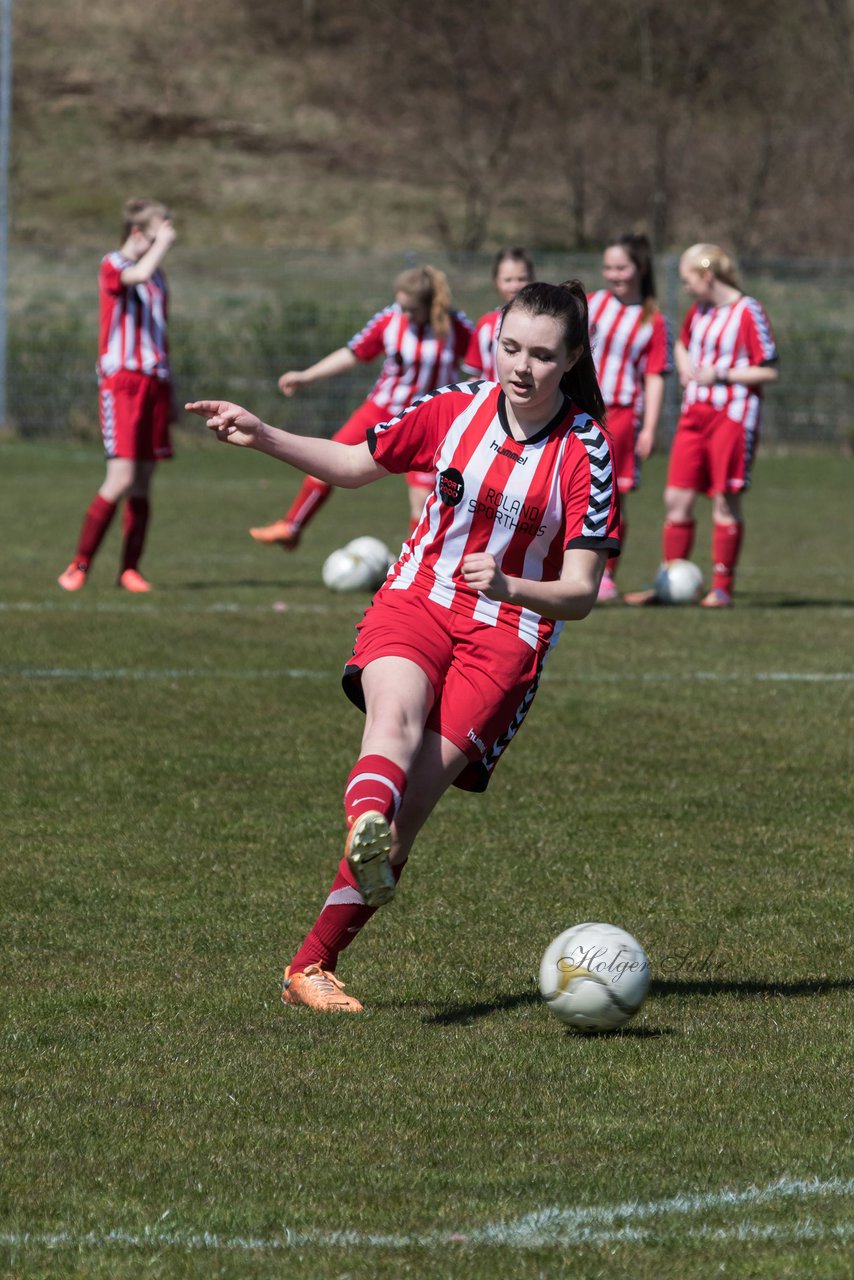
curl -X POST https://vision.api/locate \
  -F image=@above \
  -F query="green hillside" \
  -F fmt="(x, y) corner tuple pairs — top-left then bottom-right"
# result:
(9, 0), (854, 254)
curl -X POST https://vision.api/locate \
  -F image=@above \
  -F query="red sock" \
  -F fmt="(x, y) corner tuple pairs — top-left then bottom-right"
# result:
(289, 856), (404, 973)
(76, 494), (118, 564)
(344, 754), (407, 827)
(663, 519), (695, 563)
(711, 521), (743, 595)
(284, 476), (331, 530)
(121, 497), (150, 572)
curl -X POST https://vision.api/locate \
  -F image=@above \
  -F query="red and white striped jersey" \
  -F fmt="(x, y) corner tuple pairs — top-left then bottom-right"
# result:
(368, 382), (620, 651)
(97, 252), (171, 380)
(463, 307), (503, 381)
(680, 295), (778, 427)
(348, 305), (473, 416)
(588, 290), (672, 418)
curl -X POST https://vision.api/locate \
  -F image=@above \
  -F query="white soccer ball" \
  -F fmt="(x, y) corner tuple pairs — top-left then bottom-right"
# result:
(539, 922), (650, 1031)
(321, 537), (392, 593)
(654, 559), (705, 604)
(344, 536), (393, 580)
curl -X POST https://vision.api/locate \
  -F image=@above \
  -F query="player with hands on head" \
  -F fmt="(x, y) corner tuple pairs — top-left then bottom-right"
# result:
(625, 243), (779, 609)
(587, 233), (673, 602)
(249, 264), (473, 546)
(186, 279), (620, 1013)
(58, 198), (177, 594)
(462, 246), (535, 382)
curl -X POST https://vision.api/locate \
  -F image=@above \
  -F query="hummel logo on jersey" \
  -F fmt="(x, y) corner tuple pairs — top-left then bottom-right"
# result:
(489, 439), (527, 465)
(438, 467), (465, 506)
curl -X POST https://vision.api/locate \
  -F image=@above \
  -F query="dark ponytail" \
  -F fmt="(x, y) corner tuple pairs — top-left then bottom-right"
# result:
(505, 280), (606, 423)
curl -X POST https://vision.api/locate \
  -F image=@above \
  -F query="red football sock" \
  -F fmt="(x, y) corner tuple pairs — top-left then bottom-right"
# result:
(283, 476), (331, 530)
(76, 494), (118, 564)
(711, 521), (743, 595)
(120, 496), (150, 572)
(663, 519), (696, 563)
(288, 856), (405, 974)
(344, 753), (407, 827)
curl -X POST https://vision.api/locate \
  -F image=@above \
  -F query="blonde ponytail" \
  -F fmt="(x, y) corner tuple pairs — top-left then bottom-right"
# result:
(394, 264), (452, 340)
(683, 243), (741, 290)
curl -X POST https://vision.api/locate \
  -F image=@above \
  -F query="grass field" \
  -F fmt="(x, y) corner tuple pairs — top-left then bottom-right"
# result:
(1, 438), (852, 1279)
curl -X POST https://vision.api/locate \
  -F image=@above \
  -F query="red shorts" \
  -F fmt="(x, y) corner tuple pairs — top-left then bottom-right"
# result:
(667, 403), (756, 496)
(99, 371), (173, 461)
(342, 587), (544, 792)
(333, 398), (436, 492)
(605, 405), (640, 494)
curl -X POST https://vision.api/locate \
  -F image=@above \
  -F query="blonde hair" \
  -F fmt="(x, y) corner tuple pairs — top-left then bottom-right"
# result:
(121, 198), (170, 242)
(394, 265), (452, 340)
(682, 243), (741, 290)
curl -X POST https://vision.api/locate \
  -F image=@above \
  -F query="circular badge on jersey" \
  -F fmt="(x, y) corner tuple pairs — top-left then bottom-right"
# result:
(438, 467), (465, 507)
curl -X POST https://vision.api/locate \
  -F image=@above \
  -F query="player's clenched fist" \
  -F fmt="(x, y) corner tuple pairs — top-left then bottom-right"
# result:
(460, 552), (509, 601)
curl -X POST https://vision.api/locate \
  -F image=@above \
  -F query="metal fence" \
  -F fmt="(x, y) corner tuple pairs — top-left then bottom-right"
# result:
(5, 247), (853, 449)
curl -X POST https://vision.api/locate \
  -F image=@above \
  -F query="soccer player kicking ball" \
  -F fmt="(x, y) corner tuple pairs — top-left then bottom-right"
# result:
(187, 281), (620, 1012)
(58, 198), (177, 594)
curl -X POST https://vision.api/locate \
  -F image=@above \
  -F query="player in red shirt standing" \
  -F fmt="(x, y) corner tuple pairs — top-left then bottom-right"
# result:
(248, 265), (473, 546)
(587, 233), (673, 602)
(186, 280), (620, 1012)
(57, 199), (177, 593)
(462, 246), (535, 382)
(625, 244), (779, 608)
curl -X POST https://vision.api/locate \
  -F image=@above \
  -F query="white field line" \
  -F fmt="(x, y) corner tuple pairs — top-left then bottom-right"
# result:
(0, 1175), (851, 1253)
(1, 666), (852, 683)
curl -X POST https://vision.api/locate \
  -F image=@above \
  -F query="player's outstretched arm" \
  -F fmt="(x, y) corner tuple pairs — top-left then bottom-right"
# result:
(278, 347), (358, 396)
(184, 399), (387, 487)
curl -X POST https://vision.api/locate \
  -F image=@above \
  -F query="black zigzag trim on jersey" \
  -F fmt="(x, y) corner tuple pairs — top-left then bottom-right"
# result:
(481, 652), (546, 779)
(572, 418), (615, 540)
(366, 381), (483, 454)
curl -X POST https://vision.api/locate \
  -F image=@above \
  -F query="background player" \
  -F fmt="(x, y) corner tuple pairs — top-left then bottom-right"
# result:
(248, 264), (473, 545)
(462, 246), (535, 381)
(625, 243), (779, 608)
(186, 280), (620, 1013)
(587, 232), (672, 601)
(57, 198), (177, 593)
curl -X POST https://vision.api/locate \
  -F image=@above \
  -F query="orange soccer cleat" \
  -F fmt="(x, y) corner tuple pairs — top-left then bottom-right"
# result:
(57, 561), (88, 592)
(118, 569), (152, 593)
(281, 964), (364, 1012)
(249, 519), (301, 549)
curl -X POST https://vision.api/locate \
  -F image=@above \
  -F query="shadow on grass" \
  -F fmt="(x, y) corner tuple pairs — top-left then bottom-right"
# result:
(176, 578), (306, 591)
(746, 595), (854, 609)
(419, 976), (854, 1025)
(652, 977), (854, 998)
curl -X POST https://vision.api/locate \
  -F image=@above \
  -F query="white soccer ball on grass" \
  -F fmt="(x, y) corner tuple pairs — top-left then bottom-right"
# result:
(321, 536), (393, 593)
(654, 559), (705, 604)
(539, 922), (650, 1031)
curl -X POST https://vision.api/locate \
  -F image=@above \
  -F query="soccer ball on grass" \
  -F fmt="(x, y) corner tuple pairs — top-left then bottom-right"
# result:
(539, 922), (650, 1031)
(653, 559), (704, 604)
(321, 536), (393, 593)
